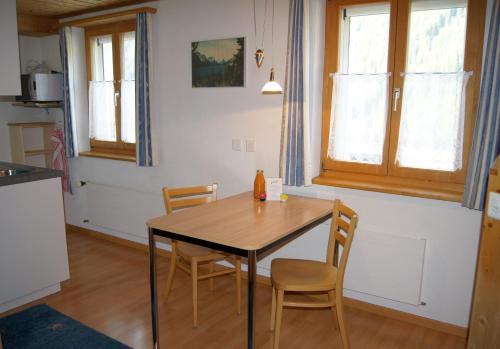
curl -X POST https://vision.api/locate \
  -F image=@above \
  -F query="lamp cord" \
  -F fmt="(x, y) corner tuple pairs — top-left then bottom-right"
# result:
(271, 0), (275, 67)
(253, 0), (268, 50)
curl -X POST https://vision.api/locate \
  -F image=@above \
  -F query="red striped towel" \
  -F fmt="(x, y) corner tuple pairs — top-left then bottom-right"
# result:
(51, 127), (69, 192)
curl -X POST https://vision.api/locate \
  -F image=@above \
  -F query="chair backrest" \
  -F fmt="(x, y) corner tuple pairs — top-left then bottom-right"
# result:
(162, 183), (218, 214)
(326, 199), (358, 293)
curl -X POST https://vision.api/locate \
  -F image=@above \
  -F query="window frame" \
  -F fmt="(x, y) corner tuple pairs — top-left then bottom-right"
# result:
(315, 0), (486, 201)
(84, 20), (136, 158)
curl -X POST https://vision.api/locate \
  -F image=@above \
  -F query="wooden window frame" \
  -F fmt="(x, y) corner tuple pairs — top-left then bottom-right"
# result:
(84, 20), (136, 159)
(314, 0), (487, 202)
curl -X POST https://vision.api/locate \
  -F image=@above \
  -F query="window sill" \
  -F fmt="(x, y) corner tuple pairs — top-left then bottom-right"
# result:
(312, 171), (464, 202)
(79, 151), (136, 163)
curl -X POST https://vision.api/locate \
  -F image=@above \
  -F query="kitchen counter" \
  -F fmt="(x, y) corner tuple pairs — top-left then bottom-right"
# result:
(0, 161), (63, 187)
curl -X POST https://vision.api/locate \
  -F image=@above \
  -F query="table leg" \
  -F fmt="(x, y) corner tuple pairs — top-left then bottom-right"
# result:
(247, 250), (257, 349)
(149, 228), (159, 349)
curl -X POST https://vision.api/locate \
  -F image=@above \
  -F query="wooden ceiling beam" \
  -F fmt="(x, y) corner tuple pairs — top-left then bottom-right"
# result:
(17, 13), (59, 36)
(56, 0), (158, 19)
(59, 7), (157, 28)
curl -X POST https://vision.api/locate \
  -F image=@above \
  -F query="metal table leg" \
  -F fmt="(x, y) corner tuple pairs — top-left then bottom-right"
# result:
(149, 228), (159, 349)
(247, 250), (257, 349)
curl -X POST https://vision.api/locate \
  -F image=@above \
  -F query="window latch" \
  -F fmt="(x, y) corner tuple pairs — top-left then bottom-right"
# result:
(114, 92), (120, 107)
(392, 87), (401, 112)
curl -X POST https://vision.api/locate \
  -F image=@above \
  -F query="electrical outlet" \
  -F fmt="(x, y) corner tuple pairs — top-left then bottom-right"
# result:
(246, 140), (256, 152)
(488, 192), (500, 220)
(232, 139), (242, 151)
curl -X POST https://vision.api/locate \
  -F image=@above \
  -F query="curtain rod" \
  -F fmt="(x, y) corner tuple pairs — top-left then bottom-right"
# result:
(59, 7), (156, 28)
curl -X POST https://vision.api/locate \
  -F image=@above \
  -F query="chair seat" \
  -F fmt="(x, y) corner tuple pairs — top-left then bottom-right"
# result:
(177, 242), (224, 260)
(271, 258), (338, 292)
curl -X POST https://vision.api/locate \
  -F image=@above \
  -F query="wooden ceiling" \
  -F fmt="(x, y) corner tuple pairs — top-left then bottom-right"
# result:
(17, 0), (153, 18)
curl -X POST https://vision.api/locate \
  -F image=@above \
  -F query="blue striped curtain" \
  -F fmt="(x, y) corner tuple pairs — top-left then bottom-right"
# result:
(59, 27), (77, 158)
(280, 0), (309, 186)
(136, 13), (158, 166)
(462, 0), (500, 210)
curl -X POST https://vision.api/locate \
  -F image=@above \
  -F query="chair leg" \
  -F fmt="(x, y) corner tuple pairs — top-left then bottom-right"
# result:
(336, 294), (350, 349)
(191, 258), (198, 328)
(235, 257), (241, 314)
(270, 285), (276, 330)
(273, 289), (284, 349)
(328, 290), (339, 329)
(165, 240), (178, 301)
(209, 262), (215, 291)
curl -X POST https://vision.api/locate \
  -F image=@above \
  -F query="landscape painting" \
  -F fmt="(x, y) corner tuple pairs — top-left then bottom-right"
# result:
(192, 37), (244, 87)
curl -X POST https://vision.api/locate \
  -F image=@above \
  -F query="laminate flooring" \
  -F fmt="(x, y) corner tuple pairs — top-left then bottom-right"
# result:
(2, 230), (466, 349)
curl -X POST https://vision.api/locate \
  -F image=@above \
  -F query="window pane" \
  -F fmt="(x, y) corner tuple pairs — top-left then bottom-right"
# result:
(121, 81), (135, 143)
(328, 74), (390, 164)
(406, 0), (467, 72)
(89, 81), (116, 142)
(121, 31), (135, 81)
(340, 4), (390, 73)
(91, 35), (114, 81)
(396, 73), (469, 171)
(328, 3), (391, 165)
(396, 0), (468, 171)
(121, 31), (136, 143)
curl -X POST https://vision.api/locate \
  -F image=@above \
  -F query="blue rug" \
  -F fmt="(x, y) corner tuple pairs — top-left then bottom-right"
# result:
(0, 304), (132, 349)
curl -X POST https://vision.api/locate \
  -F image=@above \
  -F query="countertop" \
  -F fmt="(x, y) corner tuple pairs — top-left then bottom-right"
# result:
(0, 161), (63, 187)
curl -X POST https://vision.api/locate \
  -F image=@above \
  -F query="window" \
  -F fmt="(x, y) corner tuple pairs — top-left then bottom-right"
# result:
(85, 21), (136, 159)
(316, 0), (485, 201)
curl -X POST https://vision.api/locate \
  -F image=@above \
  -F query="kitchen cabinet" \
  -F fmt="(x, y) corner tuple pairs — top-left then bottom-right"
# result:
(0, 0), (21, 96)
(0, 164), (69, 313)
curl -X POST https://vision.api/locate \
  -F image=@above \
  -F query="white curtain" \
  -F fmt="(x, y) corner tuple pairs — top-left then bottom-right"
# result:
(396, 72), (470, 171)
(121, 80), (135, 143)
(328, 73), (390, 164)
(89, 81), (116, 142)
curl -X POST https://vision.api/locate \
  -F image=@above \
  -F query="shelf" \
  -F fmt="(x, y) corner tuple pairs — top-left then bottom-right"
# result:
(11, 101), (62, 108)
(8, 122), (55, 127)
(25, 149), (52, 156)
(9, 123), (55, 168)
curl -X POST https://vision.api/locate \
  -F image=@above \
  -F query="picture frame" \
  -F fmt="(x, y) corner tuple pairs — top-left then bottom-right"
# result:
(191, 37), (245, 88)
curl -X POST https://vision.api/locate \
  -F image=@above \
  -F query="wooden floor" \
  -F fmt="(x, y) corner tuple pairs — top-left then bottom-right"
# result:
(3, 231), (466, 349)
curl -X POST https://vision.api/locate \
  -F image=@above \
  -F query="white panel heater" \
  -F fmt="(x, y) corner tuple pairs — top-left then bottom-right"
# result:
(86, 182), (164, 239)
(344, 230), (426, 306)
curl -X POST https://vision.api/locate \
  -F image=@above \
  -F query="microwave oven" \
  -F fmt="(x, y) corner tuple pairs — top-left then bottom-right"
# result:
(16, 73), (63, 102)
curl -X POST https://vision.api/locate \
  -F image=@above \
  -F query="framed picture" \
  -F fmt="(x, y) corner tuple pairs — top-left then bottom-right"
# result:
(191, 37), (245, 87)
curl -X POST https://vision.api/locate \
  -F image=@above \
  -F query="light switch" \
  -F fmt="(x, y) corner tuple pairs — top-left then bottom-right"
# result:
(232, 139), (242, 151)
(246, 140), (256, 152)
(488, 192), (500, 220)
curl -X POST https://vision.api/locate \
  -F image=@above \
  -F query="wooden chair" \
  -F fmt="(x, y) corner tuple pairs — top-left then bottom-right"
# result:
(162, 183), (241, 328)
(270, 199), (358, 349)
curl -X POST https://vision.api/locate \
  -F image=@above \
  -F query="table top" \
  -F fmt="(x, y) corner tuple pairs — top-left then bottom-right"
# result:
(147, 191), (333, 251)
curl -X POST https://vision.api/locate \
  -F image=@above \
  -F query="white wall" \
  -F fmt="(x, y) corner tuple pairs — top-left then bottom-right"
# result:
(61, 0), (485, 328)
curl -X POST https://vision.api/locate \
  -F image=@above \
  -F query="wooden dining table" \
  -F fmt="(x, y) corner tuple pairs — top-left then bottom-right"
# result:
(146, 191), (333, 349)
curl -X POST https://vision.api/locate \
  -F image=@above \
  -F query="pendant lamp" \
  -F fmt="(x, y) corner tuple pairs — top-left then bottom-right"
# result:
(261, 0), (283, 94)
(253, 0), (267, 68)
(261, 68), (283, 94)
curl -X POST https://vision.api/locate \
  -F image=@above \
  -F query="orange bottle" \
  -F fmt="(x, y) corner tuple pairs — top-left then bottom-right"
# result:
(253, 170), (266, 199)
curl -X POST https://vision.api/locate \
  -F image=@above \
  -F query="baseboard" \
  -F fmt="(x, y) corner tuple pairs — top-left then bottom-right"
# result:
(66, 224), (170, 257)
(343, 297), (467, 338)
(66, 224), (467, 338)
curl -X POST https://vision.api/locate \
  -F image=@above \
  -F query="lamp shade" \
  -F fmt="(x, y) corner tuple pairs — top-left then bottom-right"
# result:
(261, 68), (283, 94)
